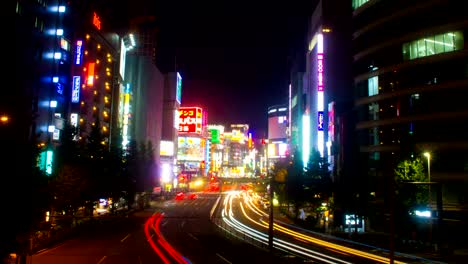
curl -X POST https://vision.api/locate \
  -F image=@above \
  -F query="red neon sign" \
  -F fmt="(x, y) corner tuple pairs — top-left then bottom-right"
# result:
(179, 107), (203, 134)
(93, 12), (101, 30)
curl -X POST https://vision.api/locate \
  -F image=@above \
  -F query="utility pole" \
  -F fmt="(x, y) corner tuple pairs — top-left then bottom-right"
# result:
(268, 175), (274, 251)
(265, 137), (274, 251)
(389, 175), (395, 264)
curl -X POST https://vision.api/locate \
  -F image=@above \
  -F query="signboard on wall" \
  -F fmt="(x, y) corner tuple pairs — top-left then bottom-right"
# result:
(177, 136), (204, 161)
(210, 128), (220, 143)
(178, 107), (203, 134)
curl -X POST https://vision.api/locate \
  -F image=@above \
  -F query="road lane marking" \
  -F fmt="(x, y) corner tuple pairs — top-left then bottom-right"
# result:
(120, 233), (131, 243)
(188, 233), (198, 240)
(97, 256), (107, 264)
(35, 241), (67, 256)
(216, 253), (232, 264)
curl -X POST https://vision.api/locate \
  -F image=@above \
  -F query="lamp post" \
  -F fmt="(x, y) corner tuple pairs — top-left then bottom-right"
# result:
(423, 152), (432, 248)
(423, 152), (431, 209)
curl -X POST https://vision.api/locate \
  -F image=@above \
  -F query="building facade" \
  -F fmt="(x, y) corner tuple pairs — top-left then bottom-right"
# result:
(352, 0), (468, 229)
(267, 105), (289, 165)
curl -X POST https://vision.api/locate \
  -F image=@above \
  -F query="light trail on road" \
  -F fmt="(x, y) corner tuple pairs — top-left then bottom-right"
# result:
(144, 212), (190, 264)
(218, 191), (354, 264)
(219, 191), (408, 264)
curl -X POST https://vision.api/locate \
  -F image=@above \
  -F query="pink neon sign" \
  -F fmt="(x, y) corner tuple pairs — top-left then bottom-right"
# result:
(317, 53), (324, 92)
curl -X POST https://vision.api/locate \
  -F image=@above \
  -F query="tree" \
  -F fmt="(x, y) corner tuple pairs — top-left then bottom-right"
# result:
(49, 164), (91, 215)
(282, 149), (306, 220)
(394, 158), (427, 183)
(393, 158), (429, 239)
(305, 149), (331, 180)
(53, 122), (94, 216)
(394, 157), (428, 206)
(303, 149), (333, 212)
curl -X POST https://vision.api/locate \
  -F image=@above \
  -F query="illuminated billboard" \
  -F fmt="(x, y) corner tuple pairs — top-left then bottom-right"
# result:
(71, 76), (81, 103)
(268, 142), (288, 158)
(176, 72), (182, 104)
(268, 106), (288, 140)
(210, 128), (220, 143)
(177, 136), (205, 161)
(160, 140), (174, 156)
(179, 107), (203, 134)
(231, 129), (243, 142)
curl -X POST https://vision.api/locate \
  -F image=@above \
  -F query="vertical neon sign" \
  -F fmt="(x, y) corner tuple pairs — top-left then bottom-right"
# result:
(176, 72), (182, 104)
(122, 84), (131, 149)
(317, 33), (324, 157)
(75, 40), (83, 65)
(72, 76), (81, 103)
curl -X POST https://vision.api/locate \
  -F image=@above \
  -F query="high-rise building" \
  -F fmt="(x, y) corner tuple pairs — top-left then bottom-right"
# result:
(10, 0), (76, 175)
(124, 16), (165, 191)
(72, 11), (121, 151)
(302, 0), (354, 182)
(284, 0), (355, 230)
(8, 0), (78, 252)
(352, 0), (468, 226)
(159, 72), (183, 188)
(8, 0), (126, 255)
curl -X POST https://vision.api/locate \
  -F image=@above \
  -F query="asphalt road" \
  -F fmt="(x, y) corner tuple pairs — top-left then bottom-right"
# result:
(31, 210), (160, 264)
(30, 193), (293, 264)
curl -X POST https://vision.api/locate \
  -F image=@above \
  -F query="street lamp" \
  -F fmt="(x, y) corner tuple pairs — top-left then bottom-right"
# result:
(423, 152), (431, 209)
(423, 152), (433, 248)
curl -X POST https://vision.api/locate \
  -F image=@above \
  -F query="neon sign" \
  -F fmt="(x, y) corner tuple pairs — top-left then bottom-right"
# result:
(176, 72), (182, 104)
(75, 40), (83, 65)
(56, 83), (63, 95)
(179, 107), (203, 134)
(318, 111), (324, 131)
(72, 76), (81, 103)
(93, 12), (101, 30)
(87, 63), (95, 86)
(317, 33), (324, 157)
(317, 54), (324, 91)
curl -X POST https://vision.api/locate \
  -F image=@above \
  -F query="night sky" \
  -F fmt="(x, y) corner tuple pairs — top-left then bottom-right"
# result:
(126, 0), (316, 137)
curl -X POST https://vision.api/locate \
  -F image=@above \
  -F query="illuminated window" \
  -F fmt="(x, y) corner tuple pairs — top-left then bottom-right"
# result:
(60, 37), (70, 51)
(352, 0), (370, 10)
(368, 76), (378, 96)
(402, 31), (464, 60)
(368, 103), (379, 121)
(278, 116), (287, 124)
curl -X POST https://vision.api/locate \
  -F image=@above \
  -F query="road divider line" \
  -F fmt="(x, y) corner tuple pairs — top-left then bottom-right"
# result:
(97, 255), (107, 264)
(120, 233), (131, 243)
(216, 253), (232, 264)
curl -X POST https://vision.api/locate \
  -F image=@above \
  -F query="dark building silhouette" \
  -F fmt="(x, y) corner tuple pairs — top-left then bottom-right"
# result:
(352, 0), (468, 234)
